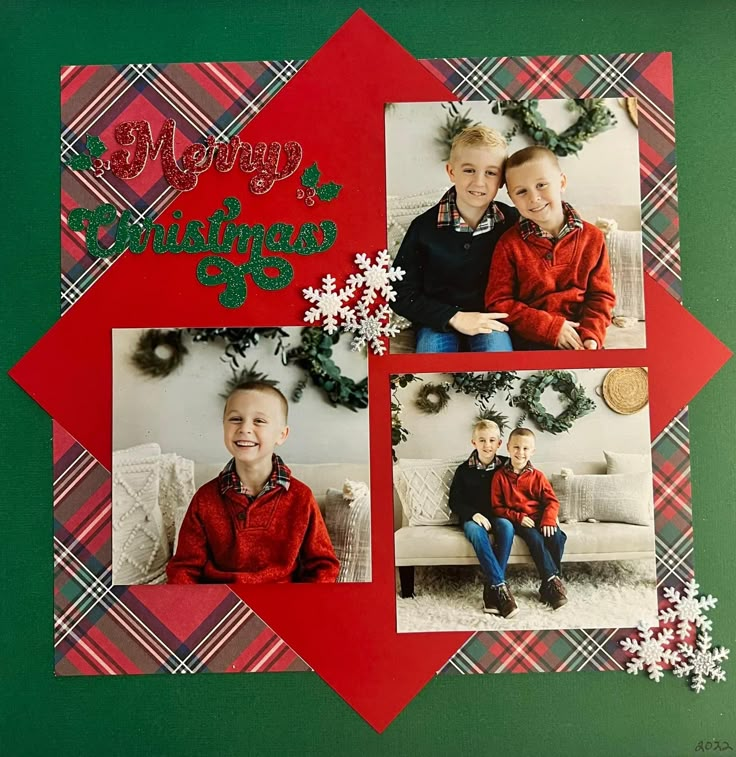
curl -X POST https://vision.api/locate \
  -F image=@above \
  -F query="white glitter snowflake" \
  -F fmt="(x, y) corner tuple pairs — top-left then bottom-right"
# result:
(673, 632), (729, 693)
(620, 622), (680, 682)
(343, 299), (400, 356)
(346, 250), (405, 307)
(302, 274), (356, 334)
(659, 578), (717, 640)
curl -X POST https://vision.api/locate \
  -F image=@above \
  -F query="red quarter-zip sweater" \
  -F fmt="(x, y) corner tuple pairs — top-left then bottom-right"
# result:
(485, 220), (615, 348)
(491, 464), (560, 528)
(166, 477), (339, 584)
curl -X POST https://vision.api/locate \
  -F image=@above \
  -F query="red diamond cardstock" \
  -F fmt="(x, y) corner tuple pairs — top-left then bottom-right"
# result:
(9, 10), (732, 733)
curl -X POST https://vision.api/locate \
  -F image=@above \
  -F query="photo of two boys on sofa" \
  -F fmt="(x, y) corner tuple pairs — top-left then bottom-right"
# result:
(392, 368), (658, 633)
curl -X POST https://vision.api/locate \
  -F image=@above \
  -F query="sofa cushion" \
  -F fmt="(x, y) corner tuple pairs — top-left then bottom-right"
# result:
(325, 481), (371, 583)
(394, 457), (466, 526)
(604, 449), (650, 474)
(549, 471), (653, 526)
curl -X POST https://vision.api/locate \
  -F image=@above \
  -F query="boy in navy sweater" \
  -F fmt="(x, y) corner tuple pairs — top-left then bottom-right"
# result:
(448, 420), (517, 617)
(391, 126), (519, 353)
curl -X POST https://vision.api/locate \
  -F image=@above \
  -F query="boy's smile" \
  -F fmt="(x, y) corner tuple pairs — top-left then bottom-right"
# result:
(507, 435), (535, 472)
(223, 389), (289, 471)
(471, 431), (502, 466)
(506, 156), (567, 236)
(446, 144), (507, 226)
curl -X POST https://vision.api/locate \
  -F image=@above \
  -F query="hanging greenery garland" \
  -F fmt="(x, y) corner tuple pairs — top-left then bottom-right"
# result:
(131, 329), (188, 378)
(188, 327), (289, 369)
(511, 370), (596, 434)
(414, 382), (451, 415)
(390, 373), (421, 462)
(285, 328), (368, 412)
(492, 98), (617, 157)
(449, 371), (519, 412)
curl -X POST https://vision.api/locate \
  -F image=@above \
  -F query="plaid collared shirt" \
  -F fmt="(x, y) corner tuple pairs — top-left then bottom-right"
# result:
(436, 186), (505, 236)
(504, 458), (534, 475)
(467, 449), (504, 471)
(219, 454), (291, 500)
(518, 201), (583, 242)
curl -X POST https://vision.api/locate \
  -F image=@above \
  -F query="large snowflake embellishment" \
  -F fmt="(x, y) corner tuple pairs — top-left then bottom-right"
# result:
(301, 251), (405, 354)
(673, 632), (730, 693)
(659, 578), (717, 640)
(620, 622), (680, 682)
(346, 250), (405, 306)
(303, 275), (356, 334)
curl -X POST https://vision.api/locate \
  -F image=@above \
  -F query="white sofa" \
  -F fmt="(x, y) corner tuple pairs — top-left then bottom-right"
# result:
(393, 458), (655, 598)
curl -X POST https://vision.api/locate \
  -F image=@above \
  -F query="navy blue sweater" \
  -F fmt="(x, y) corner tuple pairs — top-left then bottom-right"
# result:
(448, 454), (510, 524)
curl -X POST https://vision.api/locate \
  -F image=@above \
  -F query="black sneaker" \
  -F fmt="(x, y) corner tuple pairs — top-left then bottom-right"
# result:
(483, 583), (500, 615)
(545, 576), (568, 610)
(495, 584), (519, 619)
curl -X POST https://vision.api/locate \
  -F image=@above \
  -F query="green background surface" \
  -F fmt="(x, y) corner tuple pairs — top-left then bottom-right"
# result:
(2, 1), (735, 755)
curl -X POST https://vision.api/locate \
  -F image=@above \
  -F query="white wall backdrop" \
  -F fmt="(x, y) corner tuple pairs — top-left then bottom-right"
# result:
(113, 328), (370, 465)
(394, 368), (651, 465)
(386, 99), (642, 230)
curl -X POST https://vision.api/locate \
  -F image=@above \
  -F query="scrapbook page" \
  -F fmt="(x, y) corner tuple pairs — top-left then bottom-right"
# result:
(4, 3), (735, 754)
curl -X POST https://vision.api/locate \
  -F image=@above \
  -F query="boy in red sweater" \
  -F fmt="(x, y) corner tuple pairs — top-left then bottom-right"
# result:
(491, 428), (567, 609)
(485, 145), (615, 351)
(166, 381), (339, 584)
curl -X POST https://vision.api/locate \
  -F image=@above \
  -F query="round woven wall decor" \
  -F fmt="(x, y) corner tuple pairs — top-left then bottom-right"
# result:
(601, 368), (649, 414)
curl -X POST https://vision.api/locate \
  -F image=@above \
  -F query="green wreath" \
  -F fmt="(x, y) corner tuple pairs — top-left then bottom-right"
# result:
(493, 99), (617, 157)
(131, 329), (188, 378)
(414, 382), (451, 415)
(511, 370), (596, 434)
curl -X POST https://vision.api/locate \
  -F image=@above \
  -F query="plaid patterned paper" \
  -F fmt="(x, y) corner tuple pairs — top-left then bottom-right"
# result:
(60, 60), (304, 313)
(55, 52), (691, 681)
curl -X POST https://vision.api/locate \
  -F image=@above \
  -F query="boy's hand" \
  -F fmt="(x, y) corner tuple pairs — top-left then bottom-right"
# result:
(520, 516), (535, 528)
(449, 311), (509, 336)
(583, 338), (598, 350)
(555, 321), (584, 350)
(541, 525), (557, 537)
(472, 513), (492, 531)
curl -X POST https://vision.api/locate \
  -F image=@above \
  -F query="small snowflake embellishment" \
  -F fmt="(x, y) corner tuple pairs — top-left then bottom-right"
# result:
(343, 300), (400, 356)
(346, 250), (405, 306)
(659, 578), (717, 640)
(302, 275), (355, 334)
(620, 622), (680, 682)
(673, 632), (729, 693)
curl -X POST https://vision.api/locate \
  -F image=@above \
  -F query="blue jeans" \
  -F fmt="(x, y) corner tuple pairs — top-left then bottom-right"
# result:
(513, 524), (567, 581)
(416, 327), (513, 354)
(463, 518), (515, 586)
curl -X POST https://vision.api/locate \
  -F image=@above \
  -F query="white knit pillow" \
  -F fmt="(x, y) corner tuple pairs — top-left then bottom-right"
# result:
(112, 444), (169, 585)
(159, 453), (196, 551)
(596, 219), (644, 319)
(394, 457), (466, 526)
(549, 471), (652, 526)
(324, 480), (371, 583)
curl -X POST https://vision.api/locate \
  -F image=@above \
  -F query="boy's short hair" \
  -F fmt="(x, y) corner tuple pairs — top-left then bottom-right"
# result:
(472, 419), (501, 438)
(224, 381), (289, 423)
(449, 125), (507, 162)
(508, 426), (536, 443)
(505, 145), (561, 174)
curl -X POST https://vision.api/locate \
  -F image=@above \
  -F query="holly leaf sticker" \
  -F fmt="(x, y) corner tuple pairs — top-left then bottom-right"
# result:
(87, 135), (107, 158)
(68, 154), (93, 171)
(301, 162), (321, 189)
(316, 182), (342, 202)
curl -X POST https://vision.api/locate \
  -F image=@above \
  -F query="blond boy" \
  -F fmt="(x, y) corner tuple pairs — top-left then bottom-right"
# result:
(485, 145), (615, 351)
(449, 420), (517, 617)
(167, 381), (339, 584)
(392, 125), (519, 353)
(491, 428), (567, 609)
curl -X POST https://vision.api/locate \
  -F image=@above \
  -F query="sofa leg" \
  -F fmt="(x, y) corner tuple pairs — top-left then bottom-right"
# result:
(398, 566), (415, 598)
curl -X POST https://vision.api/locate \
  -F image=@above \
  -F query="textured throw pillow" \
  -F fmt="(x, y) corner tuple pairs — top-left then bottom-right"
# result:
(549, 471), (652, 526)
(604, 450), (651, 475)
(324, 480), (371, 583)
(394, 457), (466, 526)
(112, 444), (170, 585)
(596, 220), (644, 320)
(158, 453), (196, 552)
(549, 469), (577, 522)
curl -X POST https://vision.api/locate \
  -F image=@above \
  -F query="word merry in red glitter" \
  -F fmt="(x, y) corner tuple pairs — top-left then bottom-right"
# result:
(108, 119), (303, 194)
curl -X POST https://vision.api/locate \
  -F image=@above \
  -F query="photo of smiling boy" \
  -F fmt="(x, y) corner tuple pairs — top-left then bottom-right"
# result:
(166, 381), (339, 584)
(391, 126), (519, 353)
(485, 145), (616, 351)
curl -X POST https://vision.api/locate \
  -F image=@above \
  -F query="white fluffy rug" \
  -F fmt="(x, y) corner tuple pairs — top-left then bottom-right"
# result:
(396, 561), (658, 633)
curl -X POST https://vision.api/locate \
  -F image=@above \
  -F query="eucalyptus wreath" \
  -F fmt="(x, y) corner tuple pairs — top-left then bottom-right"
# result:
(414, 382), (451, 415)
(492, 98), (617, 157)
(130, 329), (188, 378)
(285, 327), (368, 412)
(511, 370), (596, 434)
